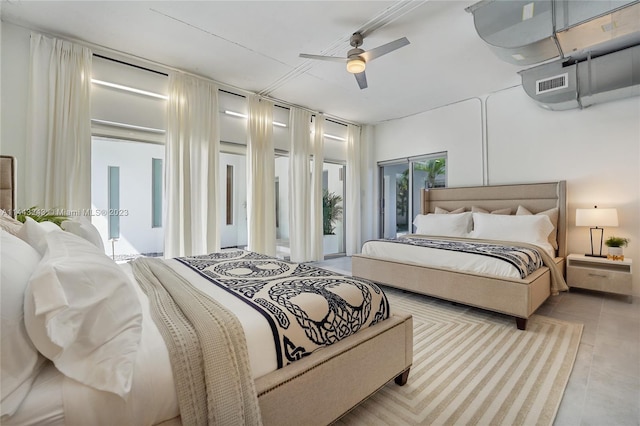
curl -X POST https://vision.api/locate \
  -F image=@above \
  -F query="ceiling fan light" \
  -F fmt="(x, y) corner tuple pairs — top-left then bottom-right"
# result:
(346, 58), (366, 74)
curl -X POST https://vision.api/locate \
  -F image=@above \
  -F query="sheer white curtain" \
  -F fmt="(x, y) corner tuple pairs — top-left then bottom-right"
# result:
(26, 32), (92, 210)
(288, 108), (313, 262)
(310, 114), (325, 261)
(164, 73), (220, 258)
(247, 95), (276, 256)
(345, 124), (361, 255)
(359, 125), (376, 243)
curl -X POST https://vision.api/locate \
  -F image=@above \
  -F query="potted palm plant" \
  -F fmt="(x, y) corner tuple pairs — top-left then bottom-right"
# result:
(322, 190), (343, 254)
(605, 236), (630, 261)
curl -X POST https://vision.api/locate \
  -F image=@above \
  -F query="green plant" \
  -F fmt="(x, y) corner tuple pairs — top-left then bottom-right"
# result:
(605, 236), (630, 248)
(421, 158), (446, 188)
(322, 190), (343, 235)
(16, 206), (68, 227)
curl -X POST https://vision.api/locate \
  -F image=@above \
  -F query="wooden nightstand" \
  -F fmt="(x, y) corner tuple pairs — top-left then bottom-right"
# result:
(566, 254), (632, 301)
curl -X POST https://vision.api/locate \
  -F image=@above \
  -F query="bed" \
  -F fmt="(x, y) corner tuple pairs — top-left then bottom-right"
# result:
(0, 155), (413, 426)
(353, 181), (568, 330)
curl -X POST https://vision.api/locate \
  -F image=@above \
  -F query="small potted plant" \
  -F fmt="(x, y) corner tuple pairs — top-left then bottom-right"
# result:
(605, 236), (630, 261)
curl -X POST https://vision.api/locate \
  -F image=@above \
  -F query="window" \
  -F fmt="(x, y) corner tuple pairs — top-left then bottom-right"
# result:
(108, 166), (120, 240)
(379, 153), (447, 238)
(152, 158), (163, 228)
(226, 165), (234, 225)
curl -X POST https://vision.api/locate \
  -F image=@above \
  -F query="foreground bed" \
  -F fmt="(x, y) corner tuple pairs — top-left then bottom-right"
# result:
(353, 181), (567, 330)
(0, 155), (413, 426)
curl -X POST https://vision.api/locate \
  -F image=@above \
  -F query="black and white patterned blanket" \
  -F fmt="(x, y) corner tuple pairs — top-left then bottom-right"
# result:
(385, 236), (544, 279)
(175, 249), (389, 369)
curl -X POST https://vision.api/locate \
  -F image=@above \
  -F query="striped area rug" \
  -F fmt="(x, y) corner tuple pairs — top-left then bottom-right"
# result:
(336, 288), (583, 426)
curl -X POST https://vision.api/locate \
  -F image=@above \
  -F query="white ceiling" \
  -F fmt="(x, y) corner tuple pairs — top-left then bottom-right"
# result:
(1, 0), (523, 125)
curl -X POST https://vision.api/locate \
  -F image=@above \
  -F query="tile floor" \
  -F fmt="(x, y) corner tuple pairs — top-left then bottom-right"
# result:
(311, 256), (640, 426)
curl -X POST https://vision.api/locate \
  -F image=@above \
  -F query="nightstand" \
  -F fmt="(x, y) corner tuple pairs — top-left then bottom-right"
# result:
(566, 254), (632, 301)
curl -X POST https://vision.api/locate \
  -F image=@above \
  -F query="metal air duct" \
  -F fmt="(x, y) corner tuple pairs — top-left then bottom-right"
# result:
(465, 0), (640, 65)
(518, 44), (640, 110)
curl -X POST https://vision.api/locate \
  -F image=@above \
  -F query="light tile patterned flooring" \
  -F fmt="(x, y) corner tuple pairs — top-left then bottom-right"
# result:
(311, 256), (640, 426)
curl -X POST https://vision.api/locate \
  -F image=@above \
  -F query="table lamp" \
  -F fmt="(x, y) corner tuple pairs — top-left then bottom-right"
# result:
(575, 206), (618, 258)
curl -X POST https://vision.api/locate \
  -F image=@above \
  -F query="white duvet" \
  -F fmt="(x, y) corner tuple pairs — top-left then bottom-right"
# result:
(361, 238), (535, 279)
(8, 259), (278, 426)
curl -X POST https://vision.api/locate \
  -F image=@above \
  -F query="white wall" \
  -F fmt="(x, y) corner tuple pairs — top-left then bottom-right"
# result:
(373, 87), (640, 295)
(219, 152), (248, 248)
(92, 137), (165, 256)
(486, 87), (640, 289)
(372, 98), (484, 236)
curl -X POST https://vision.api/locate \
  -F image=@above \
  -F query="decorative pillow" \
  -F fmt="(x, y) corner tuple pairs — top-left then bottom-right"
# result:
(470, 212), (555, 256)
(434, 206), (465, 214)
(0, 230), (46, 417)
(471, 206), (512, 215)
(24, 231), (142, 398)
(413, 212), (473, 237)
(516, 205), (559, 250)
(61, 216), (105, 252)
(16, 217), (62, 255)
(0, 210), (22, 236)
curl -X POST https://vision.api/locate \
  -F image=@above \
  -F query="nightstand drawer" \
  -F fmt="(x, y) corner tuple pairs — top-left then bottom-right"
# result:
(567, 264), (632, 295)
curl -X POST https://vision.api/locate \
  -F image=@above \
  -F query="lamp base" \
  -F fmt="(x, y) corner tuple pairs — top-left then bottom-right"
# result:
(585, 253), (607, 258)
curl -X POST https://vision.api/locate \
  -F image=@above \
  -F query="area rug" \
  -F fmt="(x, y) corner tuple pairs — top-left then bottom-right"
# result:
(335, 288), (583, 426)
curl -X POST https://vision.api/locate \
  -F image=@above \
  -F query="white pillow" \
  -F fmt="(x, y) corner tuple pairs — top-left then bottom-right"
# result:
(16, 217), (62, 255)
(61, 216), (105, 252)
(516, 205), (559, 250)
(471, 206), (512, 215)
(0, 230), (46, 417)
(413, 212), (473, 237)
(0, 210), (22, 236)
(470, 212), (555, 256)
(24, 231), (142, 398)
(434, 206), (465, 214)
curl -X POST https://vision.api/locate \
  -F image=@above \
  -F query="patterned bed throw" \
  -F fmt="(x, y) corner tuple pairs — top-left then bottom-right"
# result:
(388, 236), (544, 279)
(176, 249), (390, 368)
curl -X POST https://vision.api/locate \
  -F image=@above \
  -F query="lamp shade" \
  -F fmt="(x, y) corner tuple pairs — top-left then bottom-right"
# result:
(346, 58), (366, 74)
(576, 207), (618, 227)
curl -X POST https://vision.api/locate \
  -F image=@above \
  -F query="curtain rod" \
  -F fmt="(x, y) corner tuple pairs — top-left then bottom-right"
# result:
(93, 53), (168, 77)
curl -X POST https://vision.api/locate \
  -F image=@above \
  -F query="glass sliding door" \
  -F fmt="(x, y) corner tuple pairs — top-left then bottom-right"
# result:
(274, 155), (290, 259)
(322, 162), (346, 255)
(380, 163), (410, 238)
(219, 151), (248, 250)
(91, 136), (165, 260)
(379, 153), (447, 238)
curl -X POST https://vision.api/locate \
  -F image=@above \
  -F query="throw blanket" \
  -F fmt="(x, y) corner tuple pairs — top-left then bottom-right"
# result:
(387, 236), (543, 279)
(399, 235), (568, 295)
(132, 258), (262, 426)
(175, 249), (390, 368)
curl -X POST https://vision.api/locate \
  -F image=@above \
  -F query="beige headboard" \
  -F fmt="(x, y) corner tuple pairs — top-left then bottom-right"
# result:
(421, 181), (567, 257)
(0, 155), (16, 217)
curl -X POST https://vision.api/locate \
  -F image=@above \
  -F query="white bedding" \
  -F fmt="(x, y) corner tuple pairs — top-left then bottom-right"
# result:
(361, 238), (542, 279)
(9, 259), (293, 425)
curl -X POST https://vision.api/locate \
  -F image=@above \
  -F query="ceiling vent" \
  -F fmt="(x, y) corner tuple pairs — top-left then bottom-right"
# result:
(536, 73), (568, 94)
(465, 0), (640, 65)
(518, 44), (640, 110)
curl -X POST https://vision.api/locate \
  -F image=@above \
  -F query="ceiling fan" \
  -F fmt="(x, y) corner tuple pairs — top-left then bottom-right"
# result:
(299, 32), (410, 90)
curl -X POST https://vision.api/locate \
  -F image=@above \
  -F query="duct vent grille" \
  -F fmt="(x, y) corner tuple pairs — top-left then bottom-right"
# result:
(536, 73), (569, 94)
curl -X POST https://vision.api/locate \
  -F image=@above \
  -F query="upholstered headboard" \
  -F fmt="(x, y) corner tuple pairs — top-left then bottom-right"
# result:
(0, 155), (16, 217)
(421, 181), (567, 257)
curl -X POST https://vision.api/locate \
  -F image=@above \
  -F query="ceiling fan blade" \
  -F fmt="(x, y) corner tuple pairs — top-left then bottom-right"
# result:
(355, 71), (368, 90)
(299, 53), (347, 63)
(360, 37), (410, 62)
